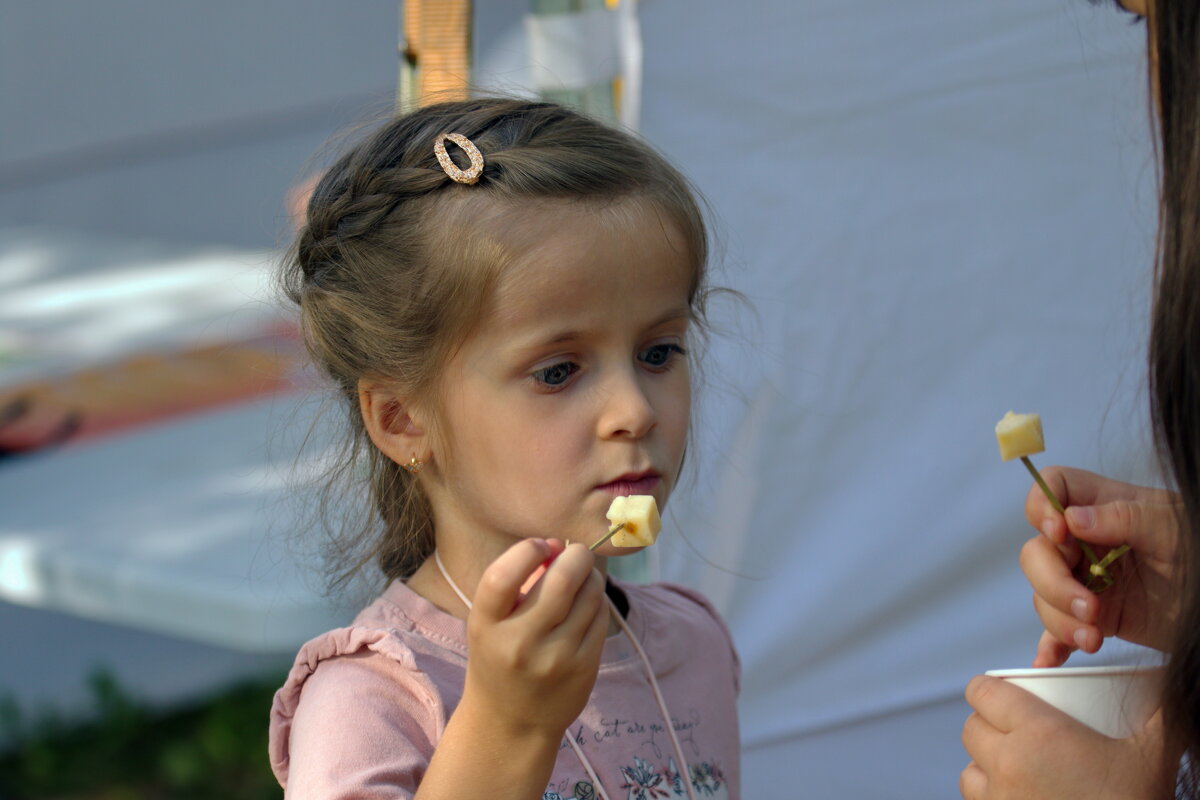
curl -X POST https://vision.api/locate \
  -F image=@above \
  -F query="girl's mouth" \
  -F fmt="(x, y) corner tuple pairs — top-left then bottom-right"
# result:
(597, 473), (660, 496)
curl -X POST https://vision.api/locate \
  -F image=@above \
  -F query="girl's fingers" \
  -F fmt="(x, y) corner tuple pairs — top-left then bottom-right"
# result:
(551, 568), (606, 648)
(518, 538), (568, 597)
(472, 539), (553, 622)
(517, 543), (597, 628)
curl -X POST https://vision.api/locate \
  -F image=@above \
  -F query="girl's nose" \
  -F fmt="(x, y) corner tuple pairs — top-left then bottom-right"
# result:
(597, 371), (657, 440)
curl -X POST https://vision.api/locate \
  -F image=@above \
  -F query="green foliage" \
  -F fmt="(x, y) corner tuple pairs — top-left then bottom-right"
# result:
(0, 669), (284, 800)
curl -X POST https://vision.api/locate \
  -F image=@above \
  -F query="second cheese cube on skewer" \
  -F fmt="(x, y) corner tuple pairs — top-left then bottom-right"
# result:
(995, 411), (1045, 462)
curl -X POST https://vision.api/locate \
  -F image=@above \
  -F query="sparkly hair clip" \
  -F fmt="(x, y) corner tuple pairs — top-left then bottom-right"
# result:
(433, 132), (484, 185)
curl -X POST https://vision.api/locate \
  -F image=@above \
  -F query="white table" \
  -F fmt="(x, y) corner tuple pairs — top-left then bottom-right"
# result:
(0, 228), (359, 717)
(0, 392), (357, 653)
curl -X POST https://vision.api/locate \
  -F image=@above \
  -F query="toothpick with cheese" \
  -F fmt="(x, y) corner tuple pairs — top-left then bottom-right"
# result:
(590, 495), (661, 550)
(994, 410), (1127, 590)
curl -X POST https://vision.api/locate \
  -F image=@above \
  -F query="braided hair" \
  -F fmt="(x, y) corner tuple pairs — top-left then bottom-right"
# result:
(281, 98), (710, 586)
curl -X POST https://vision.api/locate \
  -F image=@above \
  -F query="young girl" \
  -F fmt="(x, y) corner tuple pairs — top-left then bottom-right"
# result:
(268, 98), (741, 800)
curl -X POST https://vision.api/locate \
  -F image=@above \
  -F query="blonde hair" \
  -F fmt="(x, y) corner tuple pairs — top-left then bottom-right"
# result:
(282, 98), (711, 587)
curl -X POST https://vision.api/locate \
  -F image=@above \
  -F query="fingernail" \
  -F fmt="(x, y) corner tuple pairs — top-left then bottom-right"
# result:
(1041, 518), (1056, 538)
(1071, 597), (1089, 621)
(1067, 506), (1095, 530)
(1073, 628), (1090, 649)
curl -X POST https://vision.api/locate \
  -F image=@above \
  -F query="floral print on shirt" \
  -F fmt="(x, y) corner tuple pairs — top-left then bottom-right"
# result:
(543, 755), (729, 800)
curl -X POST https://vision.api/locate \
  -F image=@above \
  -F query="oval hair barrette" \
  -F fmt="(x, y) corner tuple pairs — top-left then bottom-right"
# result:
(433, 132), (484, 185)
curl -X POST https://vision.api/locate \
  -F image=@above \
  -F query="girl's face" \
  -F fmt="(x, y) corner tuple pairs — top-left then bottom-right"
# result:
(423, 197), (695, 558)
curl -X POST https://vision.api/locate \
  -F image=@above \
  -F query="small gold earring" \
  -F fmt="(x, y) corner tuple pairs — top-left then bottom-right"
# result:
(403, 455), (424, 474)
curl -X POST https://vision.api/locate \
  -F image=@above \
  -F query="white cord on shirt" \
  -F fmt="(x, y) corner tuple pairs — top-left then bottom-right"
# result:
(433, 550), (699, 800)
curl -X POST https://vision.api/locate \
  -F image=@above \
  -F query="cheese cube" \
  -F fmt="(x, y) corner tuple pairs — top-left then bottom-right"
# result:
(995, 411), (1045, 461)
(605, 495), (661, 547)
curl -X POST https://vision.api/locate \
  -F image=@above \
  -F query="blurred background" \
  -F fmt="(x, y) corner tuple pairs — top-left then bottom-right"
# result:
(0, 0), (1158, 797)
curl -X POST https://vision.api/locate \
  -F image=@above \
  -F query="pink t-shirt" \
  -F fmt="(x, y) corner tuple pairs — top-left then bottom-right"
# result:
(270, 577), (740, 800)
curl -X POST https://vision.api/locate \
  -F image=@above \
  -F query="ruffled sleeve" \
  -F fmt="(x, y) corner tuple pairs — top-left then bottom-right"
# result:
(269, 626), (450, 799)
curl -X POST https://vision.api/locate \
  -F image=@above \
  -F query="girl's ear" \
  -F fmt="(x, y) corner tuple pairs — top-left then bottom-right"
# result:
(358, 380), (427, 465)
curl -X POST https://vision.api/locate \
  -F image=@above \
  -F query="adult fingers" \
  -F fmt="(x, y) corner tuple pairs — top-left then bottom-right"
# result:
(1023, 467), (1161, 543)
(1039, 466), (1150, 507)
(1020, 534), (1090, 618)
(964, 675), (1065, 735)
(1021, 533), (1099, 654)
(1024, 466), (1106, 533)
(959, 761), (986, 800)
(1064, 500), (1178, 560)
(472, 538), (553, 622)
(1032, 628), (1076, 669)
(1025, 467), (1071, 546)
(1021, 533), (1101, 657)
(960, 708), (1005, 799)
(1032, 592), (1101, 655)
(962, 708), (1004, 759)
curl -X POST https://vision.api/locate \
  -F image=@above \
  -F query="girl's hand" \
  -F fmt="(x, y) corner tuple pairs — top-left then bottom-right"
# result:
(1020, 467), (1180, 666)
(960, 675), (1168, 799)
(461, 539), (608, 741)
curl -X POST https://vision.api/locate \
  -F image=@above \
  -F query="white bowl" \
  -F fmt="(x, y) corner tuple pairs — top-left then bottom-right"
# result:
(985, 665), (1163, 739)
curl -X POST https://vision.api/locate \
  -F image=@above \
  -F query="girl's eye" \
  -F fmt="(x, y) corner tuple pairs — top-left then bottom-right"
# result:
(638, 343), (686, 369)
(533, 361), (579, 387)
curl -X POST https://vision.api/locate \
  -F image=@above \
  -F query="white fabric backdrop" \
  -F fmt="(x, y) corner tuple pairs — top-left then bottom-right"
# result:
(626, 2), (1159, 796)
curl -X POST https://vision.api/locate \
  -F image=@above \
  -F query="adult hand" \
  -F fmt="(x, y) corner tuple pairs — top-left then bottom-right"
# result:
(961, 675), (1167, 799)
(1020, 467), (1180, 666)
(461, 539), (608, 740)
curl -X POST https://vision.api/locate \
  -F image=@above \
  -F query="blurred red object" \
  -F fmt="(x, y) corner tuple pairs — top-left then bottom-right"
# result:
(0, 324), (308, 457)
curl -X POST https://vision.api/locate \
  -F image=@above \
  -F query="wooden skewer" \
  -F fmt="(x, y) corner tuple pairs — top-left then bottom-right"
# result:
(1021, 455), (1101, 566)
(1020, 455), (1128, 590)
(589, 523), (625, 552)
(1021, 455), (1065, 515)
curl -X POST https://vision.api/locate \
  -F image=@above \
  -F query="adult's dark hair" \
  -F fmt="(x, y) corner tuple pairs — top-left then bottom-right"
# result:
(1093, 0), (1200, 790)
(1142, 1), (1200, 794)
